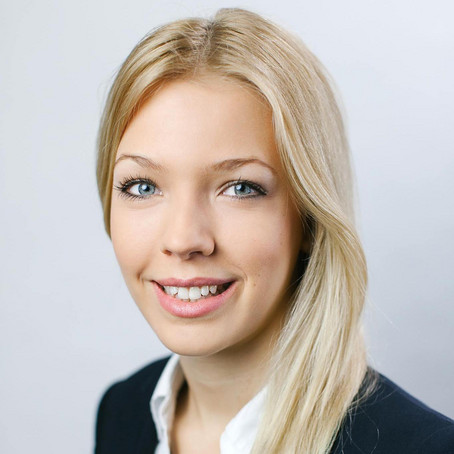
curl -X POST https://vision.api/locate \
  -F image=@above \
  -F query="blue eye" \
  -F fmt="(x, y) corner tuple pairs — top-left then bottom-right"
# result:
(114, 177), (161, 200)
(223, 180), (267, 198)
(114, 177), (266, 201)
(233, 183), (253, 196)
(134, 182), (156, 196)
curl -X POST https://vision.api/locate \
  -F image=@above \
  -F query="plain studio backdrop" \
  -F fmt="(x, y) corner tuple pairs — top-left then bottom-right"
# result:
(1, 0), (453, 452)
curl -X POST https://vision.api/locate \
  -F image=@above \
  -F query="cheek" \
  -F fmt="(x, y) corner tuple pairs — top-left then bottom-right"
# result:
(110, 205), (157, 278)
(219, 204), (301, 286)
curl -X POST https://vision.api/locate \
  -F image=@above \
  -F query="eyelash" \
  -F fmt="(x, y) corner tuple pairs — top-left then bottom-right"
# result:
(113, 175), (158, 201)
(224, 179), (267, 199)
(113, 175), (267, 201)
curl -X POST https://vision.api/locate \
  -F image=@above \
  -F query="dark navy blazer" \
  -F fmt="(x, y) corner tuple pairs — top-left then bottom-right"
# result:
(95, 357), (454, 453)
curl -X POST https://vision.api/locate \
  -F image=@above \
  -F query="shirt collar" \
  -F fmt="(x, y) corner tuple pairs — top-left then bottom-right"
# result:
(150, 354), (184, 443)
(150, 353), (267, 453)
(220, 385), (267, 453)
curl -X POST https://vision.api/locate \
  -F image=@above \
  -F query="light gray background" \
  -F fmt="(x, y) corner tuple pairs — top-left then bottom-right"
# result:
(1, 1), (453, 452)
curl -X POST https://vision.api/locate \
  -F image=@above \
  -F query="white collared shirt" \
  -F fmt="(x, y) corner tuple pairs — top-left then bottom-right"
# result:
(150, 354), (266, 454)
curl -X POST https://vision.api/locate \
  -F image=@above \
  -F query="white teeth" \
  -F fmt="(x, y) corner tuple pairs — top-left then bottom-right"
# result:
(163, 286), (178, 295)
(177, 287), (189, 300)
(162, 283), (227, 301)
(189, 287), (201, 300)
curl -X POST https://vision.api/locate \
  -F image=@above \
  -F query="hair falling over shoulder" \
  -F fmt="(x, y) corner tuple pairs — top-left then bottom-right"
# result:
(96, 8), (376, 453)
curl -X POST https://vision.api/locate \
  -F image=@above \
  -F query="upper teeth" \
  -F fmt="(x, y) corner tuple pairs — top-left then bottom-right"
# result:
(163, 285), (220, 302)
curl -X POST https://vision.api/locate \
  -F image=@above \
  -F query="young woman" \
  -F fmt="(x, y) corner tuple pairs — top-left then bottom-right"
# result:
(95, 8), (454, 454)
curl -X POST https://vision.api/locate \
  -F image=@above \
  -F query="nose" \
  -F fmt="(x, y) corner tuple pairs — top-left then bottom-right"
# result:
(160, 196), (215, 260)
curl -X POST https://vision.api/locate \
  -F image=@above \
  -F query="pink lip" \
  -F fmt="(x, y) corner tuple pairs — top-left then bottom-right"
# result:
(152, 280), (237, 318)
(155, 277), (233, 287)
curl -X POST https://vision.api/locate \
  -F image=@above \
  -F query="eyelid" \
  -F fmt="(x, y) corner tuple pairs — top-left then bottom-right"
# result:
(113, 175), (268, 201)
(221, 179), (267, 198)
(113, 175), (161, 201)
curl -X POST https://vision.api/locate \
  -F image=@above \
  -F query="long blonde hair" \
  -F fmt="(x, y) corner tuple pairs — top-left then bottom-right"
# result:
(97, 8), (373, 453)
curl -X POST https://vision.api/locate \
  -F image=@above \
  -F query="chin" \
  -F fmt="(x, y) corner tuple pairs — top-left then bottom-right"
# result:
(152, 322), (240, 358)
(158, 336), (227, 358)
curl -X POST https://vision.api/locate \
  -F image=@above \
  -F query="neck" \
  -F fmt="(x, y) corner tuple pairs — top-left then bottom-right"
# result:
(177, 319), (281, 431)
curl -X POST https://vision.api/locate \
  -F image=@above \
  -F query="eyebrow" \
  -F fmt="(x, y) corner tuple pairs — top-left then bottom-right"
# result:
(114, 154), (277, 175)
(114, 154), (165, 171)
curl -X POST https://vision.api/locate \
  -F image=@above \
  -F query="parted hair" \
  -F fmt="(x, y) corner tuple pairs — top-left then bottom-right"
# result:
(96, 8), (374, 453)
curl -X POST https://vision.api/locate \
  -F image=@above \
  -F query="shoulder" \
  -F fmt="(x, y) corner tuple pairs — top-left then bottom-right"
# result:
(100, 356), (170, 404)
(333, 371), (454, 454)
(95, 356), (170, 454)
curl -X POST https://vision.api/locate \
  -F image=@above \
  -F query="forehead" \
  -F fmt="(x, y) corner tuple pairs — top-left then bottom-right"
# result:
(115, 75), (282, 173)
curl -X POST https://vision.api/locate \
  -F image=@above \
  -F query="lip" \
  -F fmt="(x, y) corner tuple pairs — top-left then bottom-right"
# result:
(155, 277), (233, 287)
(152, 279), (237, 318)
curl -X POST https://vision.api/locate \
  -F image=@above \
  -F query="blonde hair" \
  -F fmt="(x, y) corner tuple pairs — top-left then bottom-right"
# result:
(97, 8), (374, 453)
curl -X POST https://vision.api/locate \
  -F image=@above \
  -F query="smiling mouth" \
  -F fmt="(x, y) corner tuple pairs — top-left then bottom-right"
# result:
(157, 282), (233, 303)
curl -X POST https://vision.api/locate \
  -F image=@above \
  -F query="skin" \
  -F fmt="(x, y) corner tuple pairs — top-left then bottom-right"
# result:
(110, 74), (303, 453)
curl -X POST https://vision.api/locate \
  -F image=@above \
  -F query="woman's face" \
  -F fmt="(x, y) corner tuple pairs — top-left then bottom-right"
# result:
(111, 75), (303, 357)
